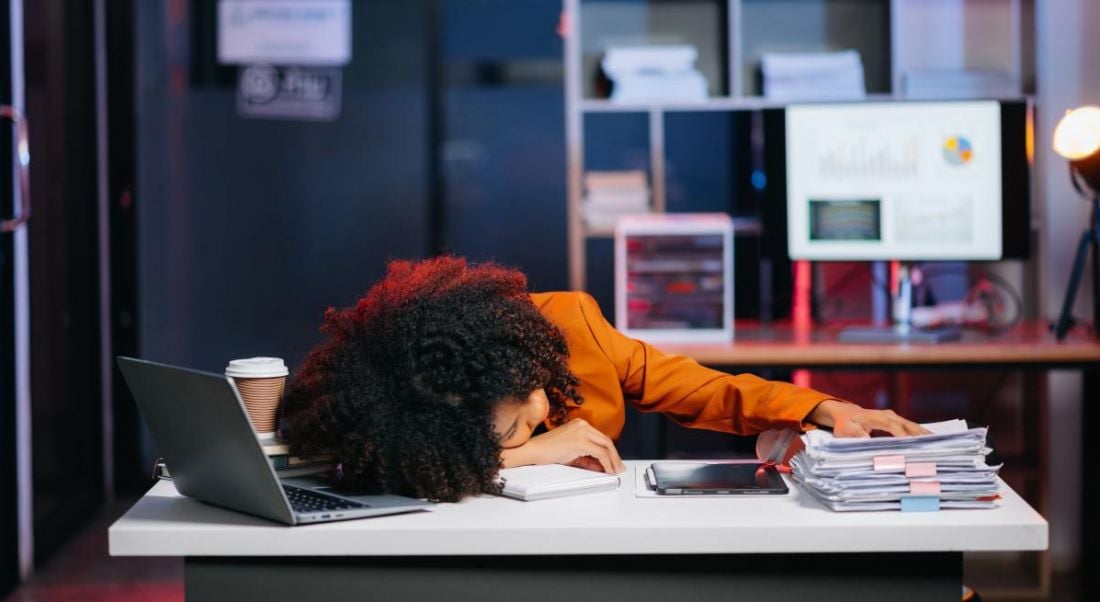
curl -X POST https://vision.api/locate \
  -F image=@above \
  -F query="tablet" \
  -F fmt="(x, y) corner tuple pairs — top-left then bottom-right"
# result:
(648, 462), (789, 495)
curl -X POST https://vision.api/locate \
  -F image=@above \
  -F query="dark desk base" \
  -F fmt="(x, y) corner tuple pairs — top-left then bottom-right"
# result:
(186, 552), (961, 601)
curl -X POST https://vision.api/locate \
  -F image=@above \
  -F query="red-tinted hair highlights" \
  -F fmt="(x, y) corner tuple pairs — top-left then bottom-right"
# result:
(281, 257), (580, 502)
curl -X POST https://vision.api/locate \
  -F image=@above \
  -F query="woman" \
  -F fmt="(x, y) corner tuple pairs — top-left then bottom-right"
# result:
(282, 256), (926, 502)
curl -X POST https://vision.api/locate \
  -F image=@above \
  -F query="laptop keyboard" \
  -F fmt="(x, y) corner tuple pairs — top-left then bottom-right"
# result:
(283, 484), (367, 514)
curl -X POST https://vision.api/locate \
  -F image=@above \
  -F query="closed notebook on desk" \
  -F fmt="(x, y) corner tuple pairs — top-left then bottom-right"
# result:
(498, 465), (621, 501)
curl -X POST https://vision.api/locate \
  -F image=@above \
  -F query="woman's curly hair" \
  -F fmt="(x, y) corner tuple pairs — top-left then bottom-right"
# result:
(280, 256), (581, 502)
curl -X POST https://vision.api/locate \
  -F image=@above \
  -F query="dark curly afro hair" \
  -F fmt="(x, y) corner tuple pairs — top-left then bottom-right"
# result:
(280, 256), (582, 502)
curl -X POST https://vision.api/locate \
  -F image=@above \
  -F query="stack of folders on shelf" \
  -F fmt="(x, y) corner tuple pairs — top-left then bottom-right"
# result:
(790, 419), (1002, 512)
(601, 45), (708, 103)
(261, 439), (335, 478)
(901, 69), (1019, 100)
(760, 50), (866, 101)
(583, 170), (650, 231)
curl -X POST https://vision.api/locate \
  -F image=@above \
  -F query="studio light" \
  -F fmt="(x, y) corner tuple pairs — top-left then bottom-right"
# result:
(1052, 106), (1100, 339)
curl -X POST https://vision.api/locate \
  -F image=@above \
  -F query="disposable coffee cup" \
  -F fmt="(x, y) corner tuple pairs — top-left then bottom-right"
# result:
(225, 357), (289, 440)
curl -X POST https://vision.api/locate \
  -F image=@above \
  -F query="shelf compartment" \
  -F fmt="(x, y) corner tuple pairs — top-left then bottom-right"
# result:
(664, 111), (756, 216)
(738, 0), (892, 97)
(893, 0), (1031, 97)
(579, 0), (730, 100)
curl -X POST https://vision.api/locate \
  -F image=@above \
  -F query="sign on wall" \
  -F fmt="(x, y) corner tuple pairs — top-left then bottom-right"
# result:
(237, 64), (342, 122)
(218, 0), (351, 66)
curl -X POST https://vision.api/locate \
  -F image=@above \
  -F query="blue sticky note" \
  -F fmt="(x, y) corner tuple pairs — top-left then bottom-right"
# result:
(900, 495), (940, 512)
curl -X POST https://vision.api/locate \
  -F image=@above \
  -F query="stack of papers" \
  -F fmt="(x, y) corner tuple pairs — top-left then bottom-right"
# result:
(601, 45), (708, 103)
(791, 419), (1002, 512)
(583, 170), (650, 230)
(902, 69), (1019, 100)
(760, 50), (866, 101)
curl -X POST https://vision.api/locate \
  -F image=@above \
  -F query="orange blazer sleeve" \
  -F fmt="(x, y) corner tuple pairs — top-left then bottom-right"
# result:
(564, 291), (834, 436)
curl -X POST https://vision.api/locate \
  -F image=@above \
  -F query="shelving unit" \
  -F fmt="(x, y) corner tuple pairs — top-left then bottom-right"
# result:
(562, 0), (1043, 596)
(564, 0), (1035, 290)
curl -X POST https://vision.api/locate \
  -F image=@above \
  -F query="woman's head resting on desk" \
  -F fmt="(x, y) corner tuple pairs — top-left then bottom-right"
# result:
(281, 256), (582, 502)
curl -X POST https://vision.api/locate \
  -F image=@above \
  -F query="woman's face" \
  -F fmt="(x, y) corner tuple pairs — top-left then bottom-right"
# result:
(492, 388), (550, 449)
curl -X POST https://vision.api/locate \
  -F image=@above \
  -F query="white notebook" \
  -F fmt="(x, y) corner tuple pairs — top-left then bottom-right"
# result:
(497, 465), (621, 501)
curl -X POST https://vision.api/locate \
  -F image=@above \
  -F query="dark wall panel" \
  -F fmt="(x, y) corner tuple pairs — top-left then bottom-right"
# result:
(440, 0), (568, 291)
(134, 2), (435, 472)
(442, 86), (567, 291)
(24, 0), (103, 565)
(137, 2), (433, 379)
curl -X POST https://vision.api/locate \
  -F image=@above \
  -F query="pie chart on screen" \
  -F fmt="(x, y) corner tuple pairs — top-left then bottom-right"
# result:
(943, 136), (974, 166)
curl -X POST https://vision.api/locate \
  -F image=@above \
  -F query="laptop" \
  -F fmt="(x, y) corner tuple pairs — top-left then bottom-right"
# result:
(117, 356), (432, 525)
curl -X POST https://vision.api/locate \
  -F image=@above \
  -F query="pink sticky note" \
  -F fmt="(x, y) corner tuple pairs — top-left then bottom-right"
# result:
(910, 481), (942, 495)
(905, 462), (937, 478)
(873, 455), (905, 472)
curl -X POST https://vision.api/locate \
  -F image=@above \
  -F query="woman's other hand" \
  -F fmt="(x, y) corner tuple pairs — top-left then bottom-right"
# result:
(808, 399), (930, 438)
(500, 418), (625, 474)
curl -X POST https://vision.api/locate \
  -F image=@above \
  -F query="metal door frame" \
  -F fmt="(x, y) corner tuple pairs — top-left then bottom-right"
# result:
(3, 0), (32, 584)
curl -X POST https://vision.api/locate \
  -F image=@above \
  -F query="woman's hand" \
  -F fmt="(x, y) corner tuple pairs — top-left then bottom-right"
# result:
(808, 399), (930, 438)
(500, 418), (626, 474)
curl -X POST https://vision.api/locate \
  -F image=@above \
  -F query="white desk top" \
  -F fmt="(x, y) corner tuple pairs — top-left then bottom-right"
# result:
(109, 462), (1047, 557)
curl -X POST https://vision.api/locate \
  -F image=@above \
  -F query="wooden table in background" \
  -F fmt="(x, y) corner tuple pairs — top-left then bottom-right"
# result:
(662, 319), (1100, 597)
(660, 320), (1100, 369)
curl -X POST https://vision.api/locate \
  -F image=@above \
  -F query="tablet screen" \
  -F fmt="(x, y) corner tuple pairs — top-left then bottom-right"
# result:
(649, 462), (789, 495)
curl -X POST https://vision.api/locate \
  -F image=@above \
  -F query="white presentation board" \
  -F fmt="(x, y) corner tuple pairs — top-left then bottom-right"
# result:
(786, 101), (1003, 261)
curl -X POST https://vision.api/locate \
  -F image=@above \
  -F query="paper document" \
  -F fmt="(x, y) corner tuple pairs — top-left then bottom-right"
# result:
(791, 419), (1001, 512)
(761, 50), (866, 101)
(602, 45), (709, 103)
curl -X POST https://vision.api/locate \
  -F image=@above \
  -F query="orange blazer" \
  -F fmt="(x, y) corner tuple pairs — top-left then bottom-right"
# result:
(531, 291), (832, 440)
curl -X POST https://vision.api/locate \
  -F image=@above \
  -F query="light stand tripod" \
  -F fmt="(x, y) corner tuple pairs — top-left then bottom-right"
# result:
(1053, 178), (1100, 340)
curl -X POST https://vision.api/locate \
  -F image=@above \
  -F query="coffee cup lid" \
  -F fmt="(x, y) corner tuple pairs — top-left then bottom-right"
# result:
(225, 357), (288, 378)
